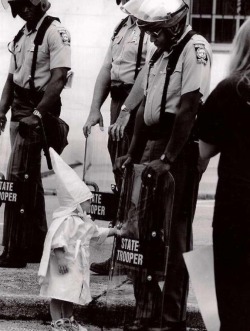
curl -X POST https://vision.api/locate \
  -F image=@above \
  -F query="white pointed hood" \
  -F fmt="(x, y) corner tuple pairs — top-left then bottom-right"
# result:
(50, 148), (93, 219)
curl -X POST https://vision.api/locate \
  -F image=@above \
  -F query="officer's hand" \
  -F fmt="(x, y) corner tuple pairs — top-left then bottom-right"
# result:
(0, 112), (7, 134)
(108, 111), (130, 141)
(141, 159), (170, 184)
(83, 110), (104, 138)
(113, 154), (133, 177)
(20, 114), (40, 129)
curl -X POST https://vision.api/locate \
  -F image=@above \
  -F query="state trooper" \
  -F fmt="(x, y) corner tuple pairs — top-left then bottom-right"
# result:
(83, 0), (152, 275)
(0, 0), (71, 267)
(114, 0), (212, 330)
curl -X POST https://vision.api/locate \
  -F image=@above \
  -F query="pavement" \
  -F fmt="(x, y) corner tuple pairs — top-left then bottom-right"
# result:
(0, 156), (219, 330)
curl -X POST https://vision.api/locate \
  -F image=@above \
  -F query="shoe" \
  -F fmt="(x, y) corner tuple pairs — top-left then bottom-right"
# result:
(0, 248), (8, 262)
(70, 316), (87, 331)
(90, 258), (111, 275)
(148, 320), (186, 331)
(51, 318), (70, 331)
(0, 255), (27, 268)
(124, 319), (148, 331)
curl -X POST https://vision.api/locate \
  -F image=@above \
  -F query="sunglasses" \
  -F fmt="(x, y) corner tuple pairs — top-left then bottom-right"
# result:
(145, 28), (163, 38)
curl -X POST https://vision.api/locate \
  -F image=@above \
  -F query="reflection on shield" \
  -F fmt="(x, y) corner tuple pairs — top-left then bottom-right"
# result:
(83, 127), (120, 222)
(103, 164), (175, 330)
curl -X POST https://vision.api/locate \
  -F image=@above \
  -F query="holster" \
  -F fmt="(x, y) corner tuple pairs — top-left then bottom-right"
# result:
(110, 82), (133, 101)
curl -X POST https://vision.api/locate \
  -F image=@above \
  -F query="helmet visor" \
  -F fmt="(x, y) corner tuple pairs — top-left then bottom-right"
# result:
(2, 0), (41, 7)
(122, 0), (188, 25)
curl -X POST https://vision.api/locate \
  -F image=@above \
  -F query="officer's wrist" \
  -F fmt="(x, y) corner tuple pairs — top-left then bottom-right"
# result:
(160, 153), (173, 166)
(121, 104), (131, 113)
(33, 109), (42, 119)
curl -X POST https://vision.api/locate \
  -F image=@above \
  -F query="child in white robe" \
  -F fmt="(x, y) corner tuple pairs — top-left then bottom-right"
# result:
(38, 148), (119, 331)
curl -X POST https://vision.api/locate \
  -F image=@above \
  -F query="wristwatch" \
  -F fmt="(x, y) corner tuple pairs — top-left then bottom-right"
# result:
(33, 109), (42, 119)
(160, 153), (173, 165)
(121, 104), (130, 113)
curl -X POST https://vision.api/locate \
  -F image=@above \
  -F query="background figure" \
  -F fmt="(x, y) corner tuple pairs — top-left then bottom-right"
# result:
(0, 0), (71, 267)
(199, 18), (250, 331)
(38, 148), (119, 331)
(114, 0), (212, 330)
(83, 0), (152, 275)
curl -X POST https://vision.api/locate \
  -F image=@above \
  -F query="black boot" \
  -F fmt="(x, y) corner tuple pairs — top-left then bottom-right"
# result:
(90, 258), (111, 275)
(0, 249), (27, 268)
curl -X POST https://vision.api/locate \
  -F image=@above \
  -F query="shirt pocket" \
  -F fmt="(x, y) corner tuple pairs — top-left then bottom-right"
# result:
(123, 31), (144, 62)
(161, 66), (182, 95)
(112, 34), (124, 60)
(36, 44), (49, 64)
(13, 43), (23, 68)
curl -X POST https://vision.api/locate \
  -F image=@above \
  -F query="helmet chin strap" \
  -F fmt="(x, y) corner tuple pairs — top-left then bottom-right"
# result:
(163, 20), (186, 51)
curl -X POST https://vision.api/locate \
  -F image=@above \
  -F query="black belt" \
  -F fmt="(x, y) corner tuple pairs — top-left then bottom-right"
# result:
(147, 112), (176, 141)
(14, 84), (44, 106)
(110, 82), (133, 100)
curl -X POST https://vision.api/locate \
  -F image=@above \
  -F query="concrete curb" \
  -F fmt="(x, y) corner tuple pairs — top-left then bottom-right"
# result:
(0, 293), (205, 330)
(0, 264), (206, 329)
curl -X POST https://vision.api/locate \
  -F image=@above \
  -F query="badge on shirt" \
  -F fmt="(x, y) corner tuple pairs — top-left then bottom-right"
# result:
(194, 43), (208, 65)
(58, 29), (70, 46)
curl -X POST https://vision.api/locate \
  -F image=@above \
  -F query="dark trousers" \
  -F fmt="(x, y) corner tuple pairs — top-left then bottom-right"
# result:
(2, 122), (47, 262)
(213, 179), (250, 331)
(108, 93), (137, 190)
(135, 137), (200, 325)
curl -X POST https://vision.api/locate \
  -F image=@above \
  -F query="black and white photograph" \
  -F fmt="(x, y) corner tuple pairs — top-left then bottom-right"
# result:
(0, 0), (249, 330)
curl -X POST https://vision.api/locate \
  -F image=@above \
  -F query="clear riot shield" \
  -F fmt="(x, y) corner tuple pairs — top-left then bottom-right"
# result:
(0, 120), (49, 262)
(83, 126), (128, 222)
(103, 164), (175, 330)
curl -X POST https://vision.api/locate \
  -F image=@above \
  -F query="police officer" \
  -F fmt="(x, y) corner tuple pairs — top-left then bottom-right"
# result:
(0, 0), (71, 267)
(83, 0), (152, 275)
(114, 0), (212, 330)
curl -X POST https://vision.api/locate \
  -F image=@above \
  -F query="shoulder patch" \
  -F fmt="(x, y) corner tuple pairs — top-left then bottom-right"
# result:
(194, 43), (208, 65)
(58, 28), (70, 46)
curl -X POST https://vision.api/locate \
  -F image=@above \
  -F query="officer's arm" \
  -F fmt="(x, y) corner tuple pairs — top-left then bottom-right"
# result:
(36, 67), (68, 116)
(109, 65), (146, 141)
(0, 73), (14, 114)
(163, 89), (202, 162)
(0, 73), (14, 133)
(123, 65), (146, 113)
(114, 100), (148, 172)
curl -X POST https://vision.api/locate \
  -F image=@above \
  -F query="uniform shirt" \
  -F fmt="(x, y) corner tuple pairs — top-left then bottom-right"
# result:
(143, 25), (212, 126)
(9, 13), (71, 91)
(103, 16), (151, 85)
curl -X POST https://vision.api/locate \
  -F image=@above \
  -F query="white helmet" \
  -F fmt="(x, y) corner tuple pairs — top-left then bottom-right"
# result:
(122, 0), (188, 28)
(2, 0), (51, 17)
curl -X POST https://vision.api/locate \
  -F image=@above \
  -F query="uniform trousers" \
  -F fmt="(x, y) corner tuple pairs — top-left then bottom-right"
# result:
(134, 136), (200, 327)
(108, 91), (137, 190)
(2, 121), (47, 262)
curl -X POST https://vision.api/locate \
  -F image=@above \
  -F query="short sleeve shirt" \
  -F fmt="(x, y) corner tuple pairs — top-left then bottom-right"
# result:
(9, 14), (71, 91)
(143, 25), (212, 126)
(199, 75), (250, 183)
(103, 16), (151, 85)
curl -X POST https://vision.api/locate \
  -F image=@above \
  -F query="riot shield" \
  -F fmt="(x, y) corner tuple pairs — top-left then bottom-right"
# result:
(83, 126), (127, 222)
(103, 163), (175, 330)
(0, 121), (49, 263)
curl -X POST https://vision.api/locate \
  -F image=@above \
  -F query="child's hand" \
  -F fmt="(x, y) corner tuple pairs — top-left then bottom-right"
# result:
(57, 256), (69, 274)
(54, 247), (69, 274)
